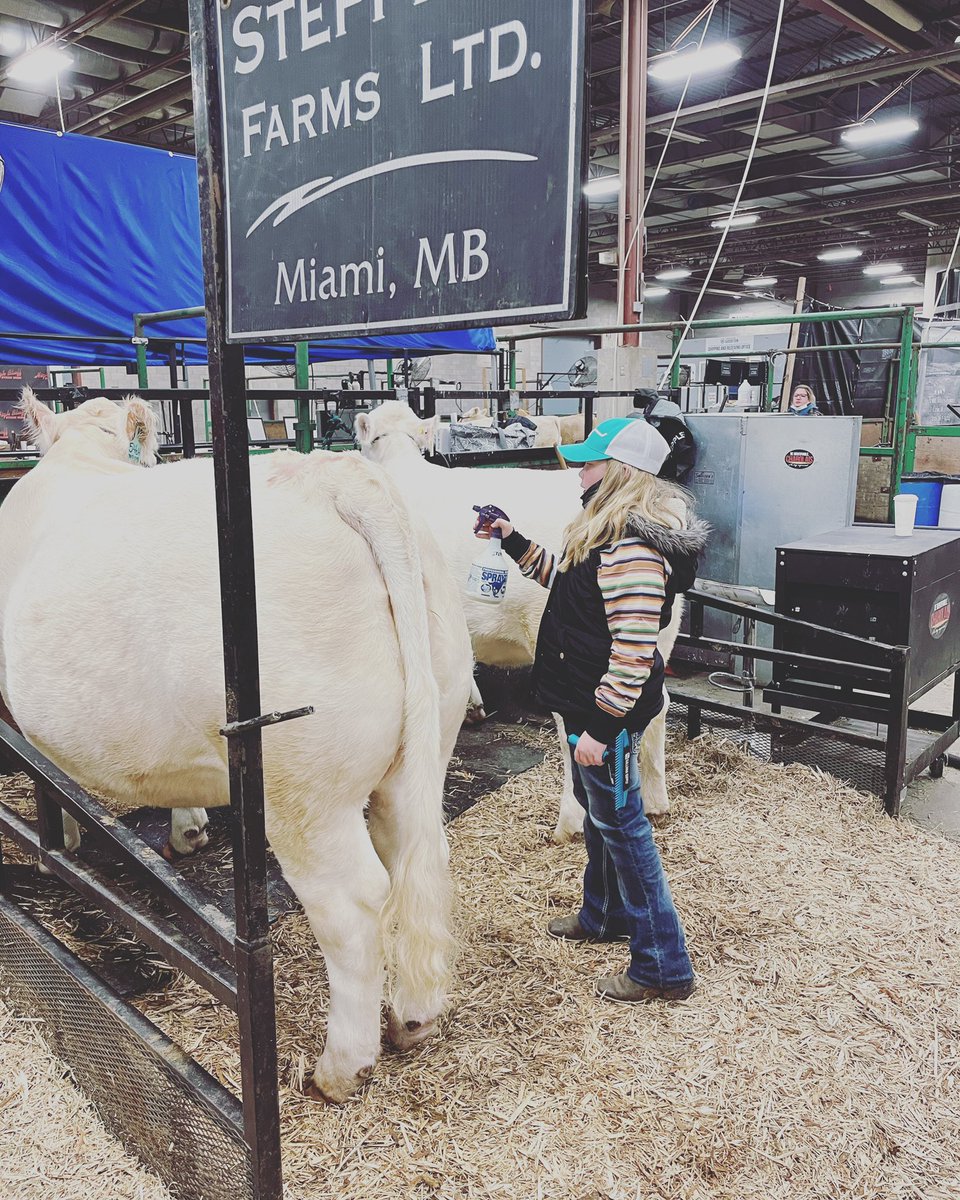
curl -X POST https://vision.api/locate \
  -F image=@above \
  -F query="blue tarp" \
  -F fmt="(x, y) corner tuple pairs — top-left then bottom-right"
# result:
(0, 123), (495, 367)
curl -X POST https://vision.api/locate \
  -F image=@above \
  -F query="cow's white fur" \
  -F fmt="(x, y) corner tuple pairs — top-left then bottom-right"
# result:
(0, 404), (472, 1102)
(356, 401), (683, 840)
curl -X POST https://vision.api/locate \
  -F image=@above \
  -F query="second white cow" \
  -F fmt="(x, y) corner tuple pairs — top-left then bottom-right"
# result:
(356, 400), (688, 840)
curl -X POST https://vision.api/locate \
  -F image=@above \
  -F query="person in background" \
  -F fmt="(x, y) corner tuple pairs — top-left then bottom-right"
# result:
(474, 418), (708, 1004)
(788, 385), (820, 415)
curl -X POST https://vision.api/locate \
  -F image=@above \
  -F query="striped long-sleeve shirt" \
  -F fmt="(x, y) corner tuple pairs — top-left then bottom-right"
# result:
(514, 536), (667, 723)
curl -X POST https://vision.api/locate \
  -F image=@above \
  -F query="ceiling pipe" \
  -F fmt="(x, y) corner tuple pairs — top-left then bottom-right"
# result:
(645, 44), (960, 132)
(651, 184), (960, 246)
(861, 0), (923, 33)
(70, 75), (193, 134)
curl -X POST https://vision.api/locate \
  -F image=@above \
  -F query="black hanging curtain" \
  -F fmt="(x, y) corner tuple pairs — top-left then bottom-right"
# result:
(795, 301), (907, 418)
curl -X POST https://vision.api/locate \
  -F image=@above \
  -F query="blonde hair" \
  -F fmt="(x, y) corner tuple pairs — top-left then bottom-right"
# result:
(791, 385), (817, 406)
(559, 460), (689, 570)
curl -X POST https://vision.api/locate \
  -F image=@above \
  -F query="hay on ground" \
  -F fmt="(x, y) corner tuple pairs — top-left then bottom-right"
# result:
(1, 730), (959, 1199)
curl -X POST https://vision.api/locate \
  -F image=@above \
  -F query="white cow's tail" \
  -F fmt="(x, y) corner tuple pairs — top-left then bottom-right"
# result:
(332, 462), (454, 1021)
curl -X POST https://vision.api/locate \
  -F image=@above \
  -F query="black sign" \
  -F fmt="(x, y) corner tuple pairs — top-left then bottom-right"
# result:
(784, 448), (815, 469)
(216, 0), (586, 341)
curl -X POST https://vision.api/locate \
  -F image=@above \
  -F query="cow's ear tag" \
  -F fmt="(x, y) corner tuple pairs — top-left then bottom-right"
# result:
(128, 438), (142, 464)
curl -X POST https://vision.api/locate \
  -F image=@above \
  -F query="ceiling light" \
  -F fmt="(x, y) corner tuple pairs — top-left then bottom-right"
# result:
(743, 275), (777, 287)
(864, 262), (902, 276)
(879, 275), (917, 285)
(644, 287), (671, 298)
(817, 246), (862, 262)
(8, 45), (72, 84)
(583, 175), (620, 199)
(898, 209), (939, 229)
(0, 27), (23, 52)
(840, 116), (920, 147)
(648, 41), (741, 82)
(655, 267), (691, 281)
(711, 212), (760, 229)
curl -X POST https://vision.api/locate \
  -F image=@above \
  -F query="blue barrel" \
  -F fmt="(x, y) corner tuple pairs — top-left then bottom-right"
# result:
(899, 479), (943, 526)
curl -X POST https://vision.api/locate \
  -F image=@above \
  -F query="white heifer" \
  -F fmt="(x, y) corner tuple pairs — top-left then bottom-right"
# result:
(0, 415), (472, 1103)
(7, 390), (208, 857)
(356, 400), (684, 840)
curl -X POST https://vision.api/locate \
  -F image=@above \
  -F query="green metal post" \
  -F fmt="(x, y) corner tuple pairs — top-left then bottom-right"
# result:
(99, 368), (106, 388)
(509, 347), (517, 390)
(764, 357), (775, 412)
(294, 342), (313, 454)
(669, 326), (681, 390)
(889, 307), (916, 520)
(386, 358), (394, 388)
(135, 341), (149, 389)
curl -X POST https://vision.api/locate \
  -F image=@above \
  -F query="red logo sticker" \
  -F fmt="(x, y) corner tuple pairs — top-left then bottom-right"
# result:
(930, 593), (952, 640)
(785, 448), (815, 469)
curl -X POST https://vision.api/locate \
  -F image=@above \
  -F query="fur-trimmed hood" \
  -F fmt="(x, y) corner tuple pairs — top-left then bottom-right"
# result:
(625, 515), (710, 560)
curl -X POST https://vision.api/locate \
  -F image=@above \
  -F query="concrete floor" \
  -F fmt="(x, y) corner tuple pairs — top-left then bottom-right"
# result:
(901, 676), (960, 841)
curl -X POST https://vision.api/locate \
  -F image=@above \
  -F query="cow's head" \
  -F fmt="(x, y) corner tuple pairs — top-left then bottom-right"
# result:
(355, 400), (438, 459)
(20, 388), (159, 466)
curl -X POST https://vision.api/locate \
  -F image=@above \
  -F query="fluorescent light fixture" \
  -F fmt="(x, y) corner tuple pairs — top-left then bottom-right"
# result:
(8, 45), (72, 83)
(743, 275), (777, 287)
(841, 116), (919, 146)
(644, 287), (671, 298)
(817, 246), (862, 262)
(583, 175), (620, 199)
(898, 209), (939, 229)
(648, 41), (741, 82)
(879, 274), (917, 285)
(864, 262), (902, 277)
(710, 212), (760, 229)
(655, 267), (691, 281)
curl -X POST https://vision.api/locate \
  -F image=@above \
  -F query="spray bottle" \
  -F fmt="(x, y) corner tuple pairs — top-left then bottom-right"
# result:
(466, 504), (509, 604)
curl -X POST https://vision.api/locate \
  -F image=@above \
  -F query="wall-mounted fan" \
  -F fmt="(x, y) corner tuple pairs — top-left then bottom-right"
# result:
(567, 353), (598, 389)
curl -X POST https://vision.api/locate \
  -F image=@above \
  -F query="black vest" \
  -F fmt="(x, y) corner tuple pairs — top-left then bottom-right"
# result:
(529, 513), (709, 740)
(531, 545), (667, 738)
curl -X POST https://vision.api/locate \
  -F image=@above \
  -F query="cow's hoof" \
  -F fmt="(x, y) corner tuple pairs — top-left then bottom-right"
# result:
(306, 1062), (374, 1104)
(643, 795), (671, 817)
(387, 1010), (439, 1052)
(551, 821), (583, 845)
(463, 705), (487, 726)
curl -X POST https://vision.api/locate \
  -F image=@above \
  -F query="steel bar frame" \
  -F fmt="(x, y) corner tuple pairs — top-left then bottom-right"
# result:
(679, 589), (957, 816)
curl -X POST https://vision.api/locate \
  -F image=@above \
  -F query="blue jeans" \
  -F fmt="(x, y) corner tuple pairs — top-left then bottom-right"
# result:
(570, 743), (693, 989)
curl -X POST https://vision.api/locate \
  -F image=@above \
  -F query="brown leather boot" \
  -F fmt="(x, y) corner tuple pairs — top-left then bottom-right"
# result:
(596, 972), (697, 1004)
(547, 914), (629, 942)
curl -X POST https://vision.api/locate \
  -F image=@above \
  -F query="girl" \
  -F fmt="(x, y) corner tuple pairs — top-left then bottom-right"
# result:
(475, 417), (708, 1003)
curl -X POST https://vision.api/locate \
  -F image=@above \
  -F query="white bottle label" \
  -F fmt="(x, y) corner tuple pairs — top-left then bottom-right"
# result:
(466, 538), (508, 603)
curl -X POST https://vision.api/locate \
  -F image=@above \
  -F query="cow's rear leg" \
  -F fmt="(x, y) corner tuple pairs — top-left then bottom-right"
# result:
(551, 713), (583, 844)
(463, 675), (486, 725)
(639, 691), (670, 816)
(277, 810), (390, 1103)
(367, 776), (452, 1053)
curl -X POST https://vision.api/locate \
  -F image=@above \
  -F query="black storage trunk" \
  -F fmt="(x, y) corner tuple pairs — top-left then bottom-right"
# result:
(772, 526), (960, 704)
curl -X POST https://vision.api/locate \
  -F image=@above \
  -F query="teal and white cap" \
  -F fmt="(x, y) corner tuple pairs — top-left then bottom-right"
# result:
(559, 417), (670, 476)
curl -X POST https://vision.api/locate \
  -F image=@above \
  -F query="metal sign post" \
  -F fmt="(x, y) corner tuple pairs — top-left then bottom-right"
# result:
(188, 2), (283, 1197)
(215, 0), (586, 340)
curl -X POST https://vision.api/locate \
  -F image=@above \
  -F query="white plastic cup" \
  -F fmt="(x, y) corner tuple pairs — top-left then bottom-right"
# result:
(893, 492), (918, 537)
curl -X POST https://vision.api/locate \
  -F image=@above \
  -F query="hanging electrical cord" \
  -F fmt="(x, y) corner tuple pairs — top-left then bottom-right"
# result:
(618, 2), (718, 308)
(657, 0), (789, 390)
(55, 66), (66, 133)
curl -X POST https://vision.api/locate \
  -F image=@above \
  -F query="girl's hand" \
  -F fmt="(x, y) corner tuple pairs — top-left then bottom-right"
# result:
(574, 731), (608, 766)
(473, 504), (513, 539)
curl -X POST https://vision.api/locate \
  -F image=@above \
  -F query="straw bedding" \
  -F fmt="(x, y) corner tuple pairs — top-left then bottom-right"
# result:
(1, 729), (959, 1200)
